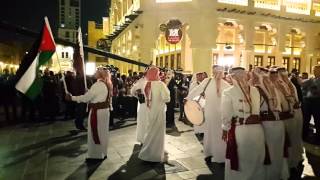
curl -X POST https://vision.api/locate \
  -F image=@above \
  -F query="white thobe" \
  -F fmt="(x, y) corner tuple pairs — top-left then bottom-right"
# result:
(187, 78), (231, 162)
(138, 81), (170, 162)
(278, 87), (304, 169)
(288, 84), (304, 168)
(259, 88), (289, 180)
(222, 85), (265, 180)
(72, 80), (109, 159)
(130, 77), (148, 144)
(188, 81), (205, 134)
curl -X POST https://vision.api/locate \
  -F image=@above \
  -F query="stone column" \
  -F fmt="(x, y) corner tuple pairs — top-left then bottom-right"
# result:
(188, 13), (217, 74)
(191, 47), (213, 74)
(304, 28), (320, 73)
(276, 24), (289, 67)
(139, 15), (158, 66)
(243, 20), (254, 69)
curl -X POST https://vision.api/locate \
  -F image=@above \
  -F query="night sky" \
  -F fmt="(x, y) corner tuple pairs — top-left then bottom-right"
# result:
(0, 0), (110, 43)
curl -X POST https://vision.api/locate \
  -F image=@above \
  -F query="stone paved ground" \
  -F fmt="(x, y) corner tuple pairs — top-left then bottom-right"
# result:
(0, 117), (319, 180)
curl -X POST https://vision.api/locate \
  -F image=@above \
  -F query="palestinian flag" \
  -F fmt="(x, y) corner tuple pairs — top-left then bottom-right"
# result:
(15, 17), (56, 100)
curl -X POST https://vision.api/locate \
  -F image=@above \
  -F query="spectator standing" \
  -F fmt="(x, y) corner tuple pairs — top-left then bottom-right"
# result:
(301, 65), (320, 143)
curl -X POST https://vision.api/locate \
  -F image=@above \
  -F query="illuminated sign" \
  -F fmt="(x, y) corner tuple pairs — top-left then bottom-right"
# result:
(160, 19), (183, 44)
(165, 28), (182, 44)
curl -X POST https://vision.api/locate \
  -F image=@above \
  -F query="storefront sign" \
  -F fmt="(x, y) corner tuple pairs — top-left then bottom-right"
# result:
(165, 28), (182, 44)
(160, 19), (183, 44)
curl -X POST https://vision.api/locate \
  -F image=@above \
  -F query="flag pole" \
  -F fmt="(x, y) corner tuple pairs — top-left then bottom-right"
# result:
(78, 27), (88, 91)
(54, 52), (69, 94)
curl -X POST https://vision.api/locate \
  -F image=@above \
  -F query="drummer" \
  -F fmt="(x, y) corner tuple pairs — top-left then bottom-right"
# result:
(186, 65), (231, 163)
(189, 72), (206, 136)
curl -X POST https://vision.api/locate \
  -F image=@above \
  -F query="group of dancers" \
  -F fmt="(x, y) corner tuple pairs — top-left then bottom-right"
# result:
(64, 63), (307, 180)
(187, 65), (305, 180)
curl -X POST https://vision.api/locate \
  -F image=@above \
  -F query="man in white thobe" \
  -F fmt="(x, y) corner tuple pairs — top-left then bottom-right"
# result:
(189, 72), (207, 135)
(131, 76), (148, 144)
(222, 67), (265, 180)
(276, 68), (304, 176)
(138, 67), (170, 162)
(187, 65), (230, 163)
(66, 68), (110, 161)
(252, 67), (289, 180)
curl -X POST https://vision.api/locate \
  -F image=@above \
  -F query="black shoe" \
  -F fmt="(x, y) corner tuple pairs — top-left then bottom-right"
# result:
(79, 127), (87, 131)
(85, 158), (104, 163)
(204, 156), (212, 164)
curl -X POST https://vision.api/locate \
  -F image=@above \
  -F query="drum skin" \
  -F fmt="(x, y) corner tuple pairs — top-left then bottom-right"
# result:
(184, 100), (204, 126)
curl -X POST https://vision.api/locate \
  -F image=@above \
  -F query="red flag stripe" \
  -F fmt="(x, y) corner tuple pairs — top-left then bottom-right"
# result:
(39, 17), (56, 52)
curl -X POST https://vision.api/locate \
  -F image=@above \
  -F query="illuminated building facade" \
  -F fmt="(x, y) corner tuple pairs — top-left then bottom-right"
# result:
(104, 0), (320, 74)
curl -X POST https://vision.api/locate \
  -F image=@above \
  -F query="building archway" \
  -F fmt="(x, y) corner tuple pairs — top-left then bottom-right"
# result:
(282, 28), (305, 72)
(214, 20), (245, 69)
(253, 23), (277, 68)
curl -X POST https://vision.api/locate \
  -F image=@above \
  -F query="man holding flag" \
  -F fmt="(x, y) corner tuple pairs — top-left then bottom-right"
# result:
(65, 67), (111, 162)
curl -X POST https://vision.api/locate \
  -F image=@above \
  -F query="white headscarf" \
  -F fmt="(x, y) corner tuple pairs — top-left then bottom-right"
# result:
(212, 65), (224, 97)
(165, 69), (174, 85)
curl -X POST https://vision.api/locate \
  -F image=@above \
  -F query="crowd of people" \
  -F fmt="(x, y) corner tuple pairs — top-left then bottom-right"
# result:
(60, 63), (319, 180)
(0, 65), (191, 128)
(1, 62), (319, 179)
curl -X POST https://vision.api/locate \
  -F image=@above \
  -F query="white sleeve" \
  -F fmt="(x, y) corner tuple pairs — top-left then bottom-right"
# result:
(274, 89), (282, 112)
(251, 87), (261, 115)
(221, 89), (233, 131)
(186, 78), (209, 100)
(72, 83), (98, 103)
(130, 79), (141, 96)
(160, 82), (171, 103)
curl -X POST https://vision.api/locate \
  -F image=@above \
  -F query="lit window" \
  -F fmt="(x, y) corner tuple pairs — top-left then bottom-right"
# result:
(284, 0), (312, 15)
(254, 0), (281, 10)
(218, 0), (248, 6)
(313, 2), (320, 16)
(254, 56), (263, 67)
(156, 0), (192, 3)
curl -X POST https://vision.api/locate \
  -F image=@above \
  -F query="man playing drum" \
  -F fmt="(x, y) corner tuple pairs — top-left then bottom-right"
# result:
(186, 65), (230, 163)
(222, 67), (266, 180)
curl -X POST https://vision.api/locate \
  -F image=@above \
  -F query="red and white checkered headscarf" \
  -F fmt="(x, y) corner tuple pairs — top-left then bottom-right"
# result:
(144, 67), (160, 108)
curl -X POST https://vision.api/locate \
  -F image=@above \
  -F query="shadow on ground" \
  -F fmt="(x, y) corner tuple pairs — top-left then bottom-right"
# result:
(65, 161), (102, 180)
(196, 161), (225, 180)
(2, 132), (86, 168)
(108, 144), (166, 180)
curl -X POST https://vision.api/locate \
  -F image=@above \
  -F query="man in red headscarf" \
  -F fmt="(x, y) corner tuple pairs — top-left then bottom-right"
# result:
(221, 67), (266, 180)
(138, 66), (170, 162)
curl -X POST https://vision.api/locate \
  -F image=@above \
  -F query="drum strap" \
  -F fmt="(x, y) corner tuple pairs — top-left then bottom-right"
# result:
(197, 78), (212, 102)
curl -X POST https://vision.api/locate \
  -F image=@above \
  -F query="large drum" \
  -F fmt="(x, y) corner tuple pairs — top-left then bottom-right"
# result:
(184, 96), (206, 126)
